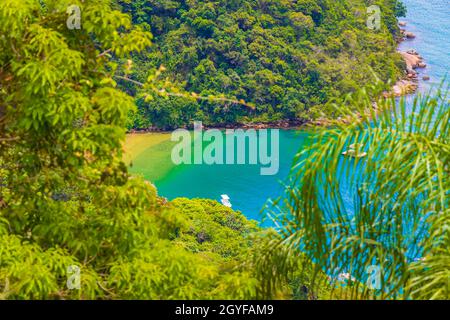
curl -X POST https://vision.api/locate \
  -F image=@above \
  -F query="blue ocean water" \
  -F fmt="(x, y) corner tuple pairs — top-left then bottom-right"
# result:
(140, 0), (449, 222)
(155, 129), (309, 222)
(398, 0), (449, 88)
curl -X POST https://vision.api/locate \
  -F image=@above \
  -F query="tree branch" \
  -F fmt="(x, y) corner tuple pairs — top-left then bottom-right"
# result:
(97, 48), (112, 58)
(113, 75), (255, 109)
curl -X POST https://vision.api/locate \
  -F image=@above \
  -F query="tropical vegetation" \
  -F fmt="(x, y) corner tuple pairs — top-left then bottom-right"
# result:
(119, 0), (407, 129)
(0, 0), (448, 301)
(0, 0), (263, 299)
(0, 0), (333, 300)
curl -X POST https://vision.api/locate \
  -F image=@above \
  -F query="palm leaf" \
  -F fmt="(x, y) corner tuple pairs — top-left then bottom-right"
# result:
(264, 84), (449, 300)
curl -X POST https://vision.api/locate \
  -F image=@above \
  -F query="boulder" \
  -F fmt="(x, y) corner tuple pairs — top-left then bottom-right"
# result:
(401, 52), (421, 70)
(405, 32), (416, 39)
(423, 76), (430, 81)
(391, 80), (418, 97)
(399, 21), (407, 27)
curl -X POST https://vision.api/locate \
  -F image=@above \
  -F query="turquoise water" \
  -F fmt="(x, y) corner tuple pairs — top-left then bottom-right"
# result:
(144, 0), (449, 222)
(155, 130), (311, 221)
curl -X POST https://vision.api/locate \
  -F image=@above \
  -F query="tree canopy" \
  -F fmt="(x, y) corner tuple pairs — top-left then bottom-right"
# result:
(0, 0), (276, 299)
(119, 0), (406, 129)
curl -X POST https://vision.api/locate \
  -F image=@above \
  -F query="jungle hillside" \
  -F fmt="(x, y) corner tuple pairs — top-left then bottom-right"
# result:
(119, 0), (407, 129)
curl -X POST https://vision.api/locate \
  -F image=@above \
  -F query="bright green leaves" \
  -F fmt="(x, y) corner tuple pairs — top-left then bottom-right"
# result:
(0, 0), (164, 300)
(111, 27), (153, 57)
(0, 233), (103, 299)
(108, 240), (216, 299)
(0, 0), (38, 38)
(15, 61), (60, 95)
(92, 87), (136, 126)
(0, 218), (8, 236)
(0, 235), (69, 299)
(83, 3), (152, 57)
(105, 195), (263, 300)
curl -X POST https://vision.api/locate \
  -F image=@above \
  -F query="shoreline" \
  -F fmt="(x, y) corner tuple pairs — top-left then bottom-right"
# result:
(127, 119), (308, 134)
(129, 20), (426, 134)
(391, 21), (429, 97)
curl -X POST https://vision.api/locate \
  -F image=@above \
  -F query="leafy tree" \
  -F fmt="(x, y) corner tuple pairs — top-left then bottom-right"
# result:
(0, 0), (267, 299)
(393, 0), (407, 17)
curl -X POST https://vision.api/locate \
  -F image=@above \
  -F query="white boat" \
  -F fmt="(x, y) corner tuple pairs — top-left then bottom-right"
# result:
(220, 194), (232, 208)
(342, 149), (368, 158)
(338, 273), (356, 282)
(342, 144), (367, 158)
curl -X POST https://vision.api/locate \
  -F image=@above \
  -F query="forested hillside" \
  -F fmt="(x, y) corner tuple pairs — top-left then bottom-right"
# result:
(120, 0), (406, 129)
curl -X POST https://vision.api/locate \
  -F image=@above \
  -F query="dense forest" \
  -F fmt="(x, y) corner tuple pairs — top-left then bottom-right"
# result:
(119, 0), (406, 129)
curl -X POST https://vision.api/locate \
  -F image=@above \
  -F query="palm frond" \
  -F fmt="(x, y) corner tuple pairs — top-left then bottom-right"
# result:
(264, 84), (449, 299)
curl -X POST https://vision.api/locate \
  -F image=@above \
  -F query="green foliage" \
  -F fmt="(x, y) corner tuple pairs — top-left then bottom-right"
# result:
(264, 85), (450, 300)
(3, 0), (434, 302)
(120, 0), (404, 129)
(0, 0), (274, 299)
(171, 198), (258, 258)
(393, 0), (407, 17)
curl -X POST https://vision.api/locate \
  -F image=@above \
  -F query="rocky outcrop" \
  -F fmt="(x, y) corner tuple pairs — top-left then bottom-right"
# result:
(391, 80), (418, 97)
(405, 32), (416, 39)
(400, 51), (423, 70)
(399, 29), (416, 40)
(388, 48), (427, 97)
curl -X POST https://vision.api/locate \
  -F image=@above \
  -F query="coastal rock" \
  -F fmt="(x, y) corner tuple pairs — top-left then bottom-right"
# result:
(405, 32), (416, 39)
(393, 49), (423, 97)
(418, 62), (427, 68)
(423, 76), (430, 81)
(399, 21), (407, 27)
(400, 51), (422, 70)
(391, 80), (418, 97)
